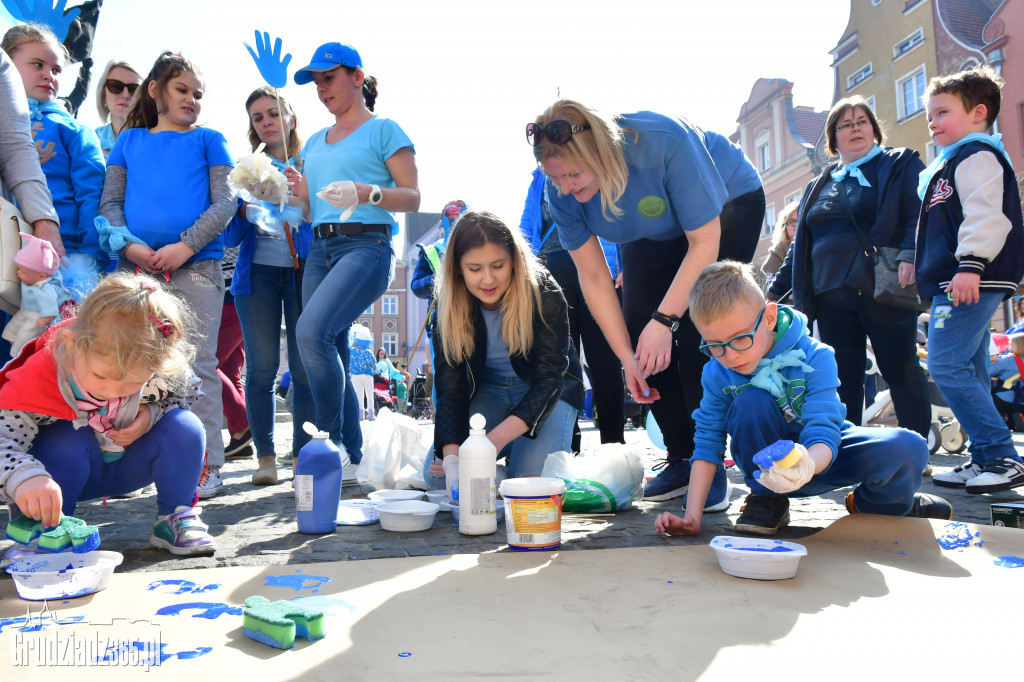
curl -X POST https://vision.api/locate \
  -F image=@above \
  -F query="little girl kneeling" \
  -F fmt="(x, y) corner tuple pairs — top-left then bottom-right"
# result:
(0, 272), (214, 557)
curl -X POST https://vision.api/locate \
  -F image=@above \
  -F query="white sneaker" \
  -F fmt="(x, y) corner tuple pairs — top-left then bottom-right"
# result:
(932, 461), (983, 488)
(342, 452), (358, 486)
(965, 458), (1024, 494)
(197, 464), (223, 499)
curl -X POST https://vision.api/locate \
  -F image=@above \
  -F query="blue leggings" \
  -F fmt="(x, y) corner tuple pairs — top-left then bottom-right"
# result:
(727, 388), (927, 515)
(29, 409), (205, 516)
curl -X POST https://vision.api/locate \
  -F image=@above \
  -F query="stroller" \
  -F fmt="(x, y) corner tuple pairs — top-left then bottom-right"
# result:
(407, 373), (432, 420)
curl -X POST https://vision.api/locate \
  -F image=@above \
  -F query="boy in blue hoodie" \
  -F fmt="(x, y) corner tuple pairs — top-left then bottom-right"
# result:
(654, 262), (952, 536)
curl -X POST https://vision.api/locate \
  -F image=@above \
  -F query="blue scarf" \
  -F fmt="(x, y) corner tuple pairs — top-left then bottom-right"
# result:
(830, 144), (883, 187)
(749, 349), (814, 400)
(917, 133), (1013, 200)
(27, 98), (70, 122)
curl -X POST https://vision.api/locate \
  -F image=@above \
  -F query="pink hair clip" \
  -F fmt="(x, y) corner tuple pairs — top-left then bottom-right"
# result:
(140, 280), (158, 292)
(148, 315), (174, 337)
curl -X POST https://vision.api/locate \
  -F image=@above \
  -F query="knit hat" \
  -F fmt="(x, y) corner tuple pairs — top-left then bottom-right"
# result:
(15, 234), (60, 276)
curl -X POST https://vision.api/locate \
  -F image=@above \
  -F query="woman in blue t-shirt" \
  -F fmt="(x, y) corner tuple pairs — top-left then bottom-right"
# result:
(286, 42), (420, 455)
(530, 99), (765, 506)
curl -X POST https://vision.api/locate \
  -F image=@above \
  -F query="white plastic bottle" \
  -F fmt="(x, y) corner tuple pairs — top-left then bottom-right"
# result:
(458, 413), (497, 535)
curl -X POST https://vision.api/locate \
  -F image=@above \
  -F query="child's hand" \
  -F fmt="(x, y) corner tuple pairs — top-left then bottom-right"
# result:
(946, 272), (981, 306)
(123, 243), (160, 273)
(149, 242), (196, 273)
(108, 406), (153, 448)
(13, 475), (63, 528)
(753, 443), (815, 494)
(655, 511), (701, 536)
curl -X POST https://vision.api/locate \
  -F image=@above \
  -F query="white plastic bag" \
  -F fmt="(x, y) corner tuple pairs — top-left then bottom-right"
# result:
(540, 444), (645, 512)
(356, 407), (429, 490)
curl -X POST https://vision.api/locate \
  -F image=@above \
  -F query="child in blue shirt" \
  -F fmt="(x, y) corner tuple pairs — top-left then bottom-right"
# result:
(916, 66), (1024, 494)
(2, 23), (107, 301)
(654, 261), (951, 537)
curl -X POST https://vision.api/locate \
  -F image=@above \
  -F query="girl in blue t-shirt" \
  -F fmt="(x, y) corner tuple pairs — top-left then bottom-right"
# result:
(265, 41), (419, 455)
(98, 52), (236, 498)
(2, 23), (106, 302)
(529, 99), (765, 506)
(223, 86), (314, 486)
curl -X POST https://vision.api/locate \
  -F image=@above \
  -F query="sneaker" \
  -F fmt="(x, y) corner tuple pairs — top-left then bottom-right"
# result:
(682, 464), (732, 513)
(197, 459), (223, 499)
(932, 461), (983, 488)
(643, 459), (691, 501)
(846, 491), (954, 520)
(225, 429), (254, 460)
(150, 506), (216, 556)
(965, 457), (1024, 494)
(342, 452), (358, 487)
(252, 457), (278, 486)
(735, 494), (790, 536)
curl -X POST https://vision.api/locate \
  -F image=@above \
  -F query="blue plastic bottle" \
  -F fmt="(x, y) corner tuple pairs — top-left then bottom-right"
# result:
(294, 422), (344, 534)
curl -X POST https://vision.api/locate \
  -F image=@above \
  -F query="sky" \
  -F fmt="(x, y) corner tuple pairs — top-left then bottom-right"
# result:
(2, 0), (852, 249)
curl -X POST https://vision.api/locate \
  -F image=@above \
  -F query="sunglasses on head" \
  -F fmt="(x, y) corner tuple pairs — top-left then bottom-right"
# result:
(526, 120), (591, 146)
(105, 79), (139, 96)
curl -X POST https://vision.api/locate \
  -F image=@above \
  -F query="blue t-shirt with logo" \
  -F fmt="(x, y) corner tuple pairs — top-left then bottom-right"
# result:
(549, 111), (761, 250)
(299, 115), (414, 234)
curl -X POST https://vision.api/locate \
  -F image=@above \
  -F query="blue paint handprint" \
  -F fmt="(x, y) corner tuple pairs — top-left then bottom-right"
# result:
(244, 30), (291, 88)
(3, 0), (81, 42)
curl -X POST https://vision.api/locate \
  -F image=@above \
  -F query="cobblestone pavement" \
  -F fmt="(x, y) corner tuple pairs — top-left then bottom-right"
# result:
(2, 417), (1022, 574)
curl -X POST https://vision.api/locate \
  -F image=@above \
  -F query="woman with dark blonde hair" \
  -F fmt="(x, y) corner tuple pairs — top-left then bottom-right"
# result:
(529, 99), (764, 508)
(93, 59), (142, 156)
(425, 211), (584, 494)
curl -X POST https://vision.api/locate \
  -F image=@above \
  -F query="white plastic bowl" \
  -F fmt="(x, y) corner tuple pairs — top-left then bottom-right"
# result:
(709, 536), (807, 580)
(5, 551), (124, 600)
(367, 489), (425, 504)
(377, 501), (440, 532)
(424, 489), (448, 505)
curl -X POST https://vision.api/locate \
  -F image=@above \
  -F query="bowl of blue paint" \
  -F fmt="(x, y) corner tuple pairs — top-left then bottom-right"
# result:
(710, 536), (807, 580)
(5, 550), (124, 600)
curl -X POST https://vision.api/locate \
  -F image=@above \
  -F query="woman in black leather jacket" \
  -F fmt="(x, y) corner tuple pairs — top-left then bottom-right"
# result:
(425, 211), (584, 493)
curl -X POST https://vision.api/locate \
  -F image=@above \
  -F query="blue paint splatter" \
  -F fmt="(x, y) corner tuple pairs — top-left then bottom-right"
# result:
(57, 563), (74, 574)
(155, 602), (243, 619)
(936, 522), (978, 550)
(296, 569), (303, 573)
(399, 652), (412, 658)
(264, 574), (332, 591)
(148, 580), (197, 594)
(897, 551), (907, 556)
(728, 546), (794, 553)
(666, 581), (673, 584)
(994, 555), (1024, 568)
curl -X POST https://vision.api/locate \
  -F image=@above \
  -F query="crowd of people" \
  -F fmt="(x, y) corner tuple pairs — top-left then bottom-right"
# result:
(0, 20), (1020, 559)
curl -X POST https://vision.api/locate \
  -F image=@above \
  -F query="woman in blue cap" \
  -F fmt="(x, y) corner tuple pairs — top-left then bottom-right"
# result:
(285, 42), (420, 455)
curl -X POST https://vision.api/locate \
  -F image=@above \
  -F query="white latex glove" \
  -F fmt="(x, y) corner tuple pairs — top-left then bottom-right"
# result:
(443, 455), (460, 505)
(316, 181), (359, 221)
(753, 443), (815, 494)
(246, 178), (287, 205)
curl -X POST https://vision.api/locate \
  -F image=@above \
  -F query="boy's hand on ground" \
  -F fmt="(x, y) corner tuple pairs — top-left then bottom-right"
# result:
(655, 511), (700, 536)
(754, 443), (815, 494)
(13, 475), (63, 528)
(108, 407), (152, 448)
(945, 272), (980, 306)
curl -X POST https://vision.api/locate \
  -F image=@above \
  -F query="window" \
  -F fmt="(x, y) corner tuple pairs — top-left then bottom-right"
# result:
(893, 29), (924, 60)
(758, 143), (770, 172)
(896, 65), (926, 121)
(363, 302), (374, 316)
(382, 333), (398, 357)
(762, 204), (776, 239)
(382, 295), (398, 316)
(925, 141), (937, 164)
(847, 63), (873, 90)
(785, 191), (802, 208)
(865, 95), (876, 113)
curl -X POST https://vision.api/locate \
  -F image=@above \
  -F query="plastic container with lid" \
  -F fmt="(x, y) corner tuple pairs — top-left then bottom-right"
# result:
(295, 422), (344, 534)
(458, 413), (497, 535)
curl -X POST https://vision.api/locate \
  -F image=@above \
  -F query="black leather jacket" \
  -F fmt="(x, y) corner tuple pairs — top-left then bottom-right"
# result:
(432, 271), (585, 459)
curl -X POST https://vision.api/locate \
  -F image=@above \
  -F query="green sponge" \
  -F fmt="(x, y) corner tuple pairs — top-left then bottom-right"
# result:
(242, 595), (325, 649)
(6, 516), (100, 554)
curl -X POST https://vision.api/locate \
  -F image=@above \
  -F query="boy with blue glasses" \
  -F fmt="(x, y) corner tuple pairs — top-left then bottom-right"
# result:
(654, 261), (952, 536)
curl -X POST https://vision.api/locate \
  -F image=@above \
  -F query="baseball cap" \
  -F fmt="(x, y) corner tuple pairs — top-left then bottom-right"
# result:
(293, 42), (362, 85)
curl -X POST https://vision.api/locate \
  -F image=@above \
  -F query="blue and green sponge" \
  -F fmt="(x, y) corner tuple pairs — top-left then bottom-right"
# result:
(242, 595), (325, 649)
(5, 515), (100, 553)
(753, 440), (802, 472)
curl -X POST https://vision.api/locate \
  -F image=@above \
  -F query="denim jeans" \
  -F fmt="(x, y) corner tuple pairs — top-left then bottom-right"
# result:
(235, 263), (315, 457)
(298, 233), (394, 460)
(727, 388), (927, 515)
(928, 291), (1018, 466)
(422, 375), (578, 489)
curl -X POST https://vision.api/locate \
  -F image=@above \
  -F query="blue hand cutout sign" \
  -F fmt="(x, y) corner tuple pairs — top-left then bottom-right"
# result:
(244, 30), (291, 88)
(3, 0), (81, 42)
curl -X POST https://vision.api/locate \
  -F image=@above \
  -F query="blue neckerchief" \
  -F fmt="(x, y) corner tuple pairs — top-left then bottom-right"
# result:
(917, 132), (1012, 200)
(27, 98), (70, 122)
(831, 144), (882, 187)
(749, 349), (814, 400)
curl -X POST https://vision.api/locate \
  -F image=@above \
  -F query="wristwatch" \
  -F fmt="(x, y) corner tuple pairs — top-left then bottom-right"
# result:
(651, 311), (680, 332)
(368, 184), (383, 206)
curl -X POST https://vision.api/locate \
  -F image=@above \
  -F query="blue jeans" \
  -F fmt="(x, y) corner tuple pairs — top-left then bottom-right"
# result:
(234, 264), (314, 457)
(423, 375), (578, 488)
(298, 233), (394, 460)
(928, 291), (1018, 466)
(727, 388), (927, 515)
(29, 410), (205, 515)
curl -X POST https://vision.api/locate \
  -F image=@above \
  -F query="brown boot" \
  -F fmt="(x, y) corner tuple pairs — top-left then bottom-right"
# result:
(252, 456), (278, 486)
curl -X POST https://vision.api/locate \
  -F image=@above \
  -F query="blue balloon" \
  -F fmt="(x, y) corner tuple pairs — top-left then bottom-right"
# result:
(645, 411), (665, 450)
